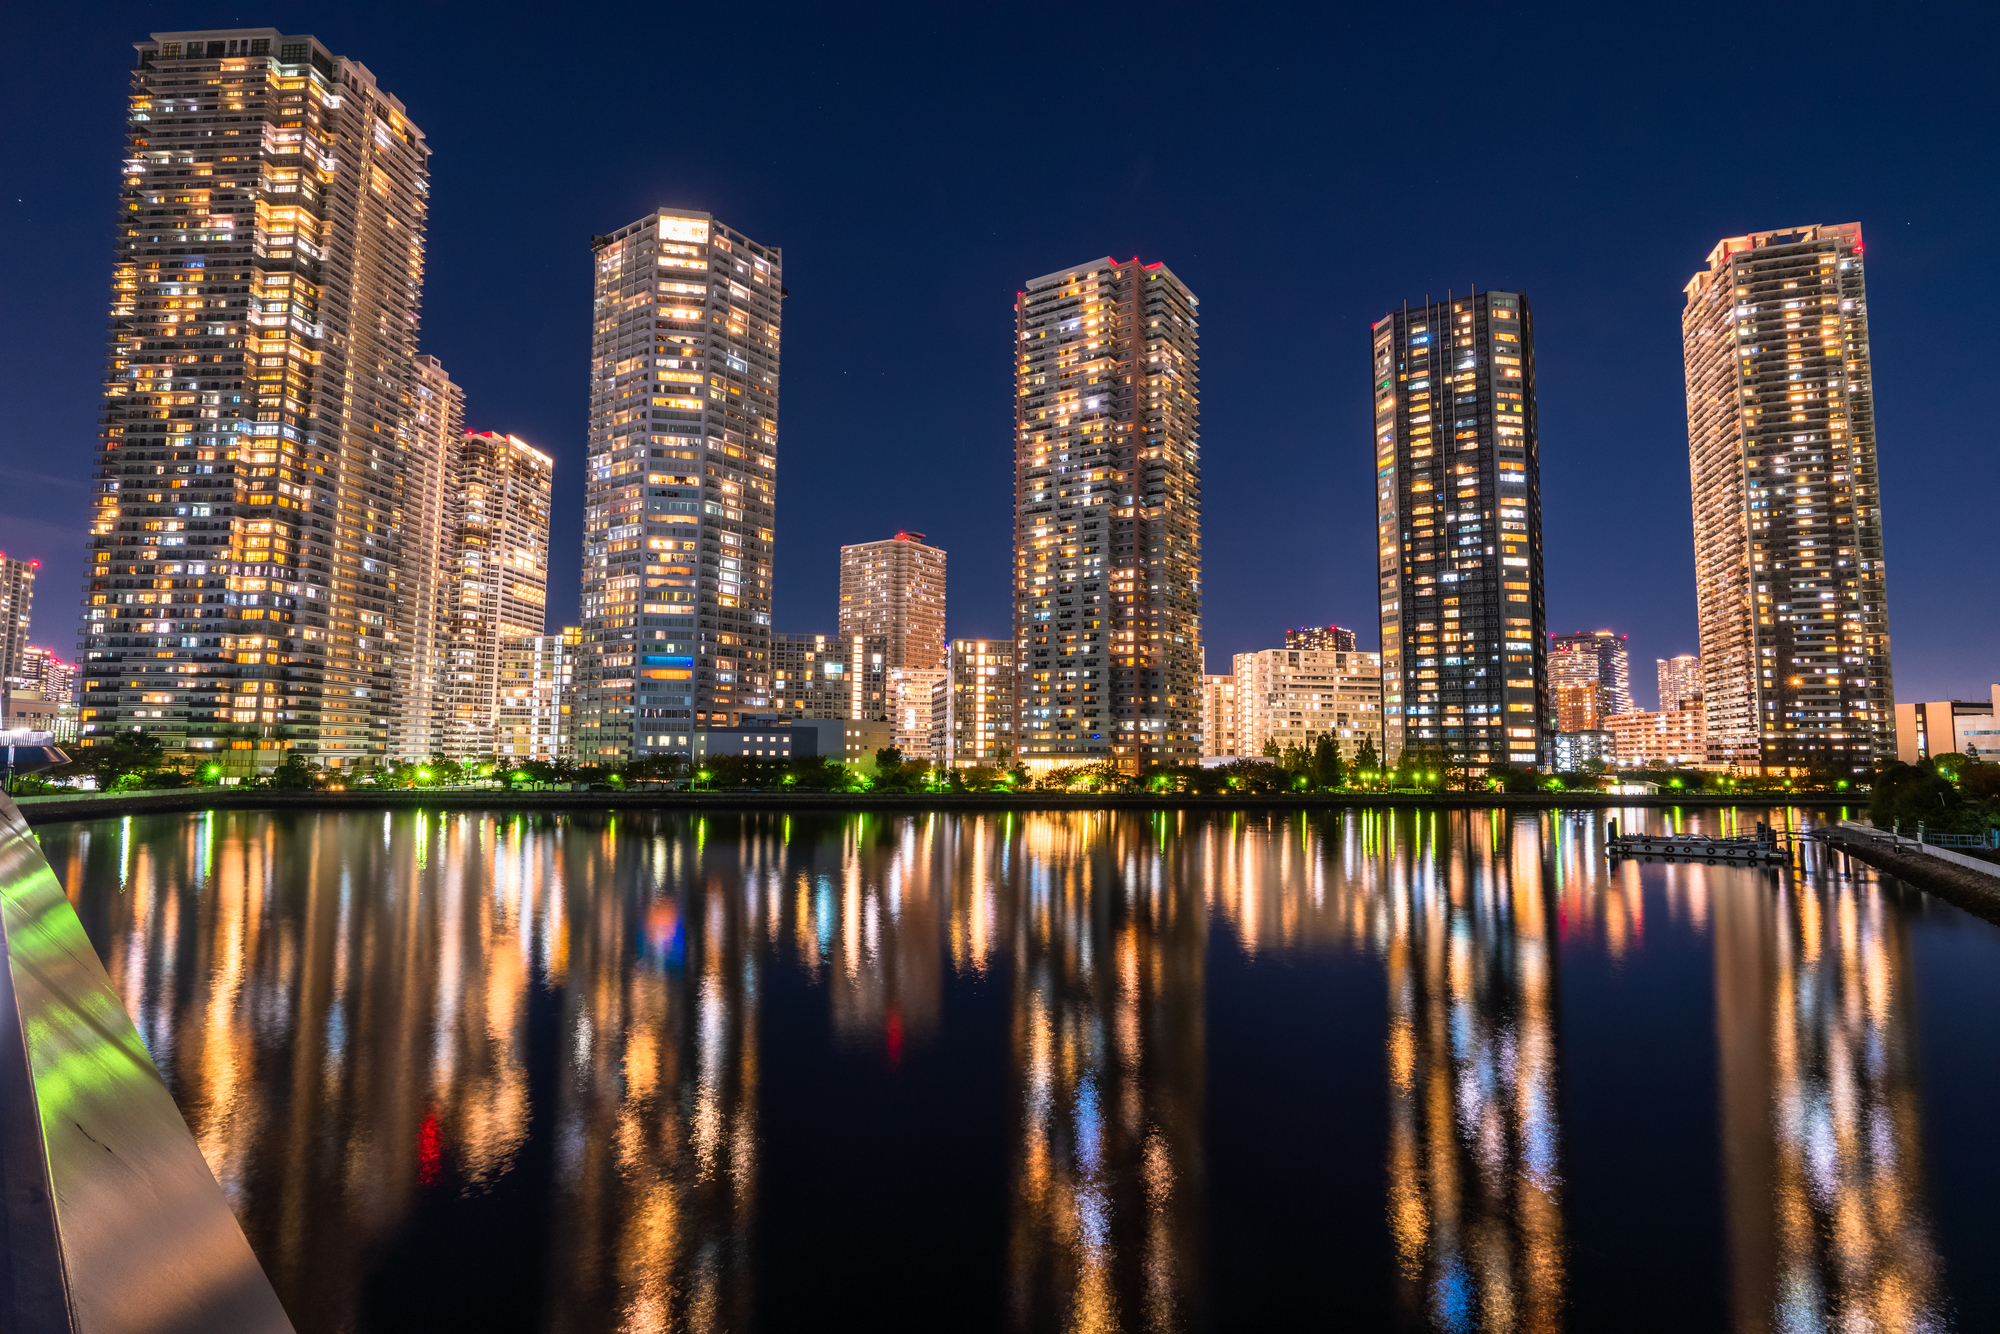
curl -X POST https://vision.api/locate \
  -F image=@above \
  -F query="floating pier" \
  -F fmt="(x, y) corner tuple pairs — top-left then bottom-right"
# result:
(1606, 819), (1790, 864)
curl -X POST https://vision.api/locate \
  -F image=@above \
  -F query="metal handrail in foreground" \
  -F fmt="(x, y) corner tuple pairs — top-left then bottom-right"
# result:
(0, 792), (293, 1333)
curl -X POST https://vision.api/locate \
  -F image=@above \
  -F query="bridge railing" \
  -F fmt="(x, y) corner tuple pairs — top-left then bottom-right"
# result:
(0, 791), (293, 1333)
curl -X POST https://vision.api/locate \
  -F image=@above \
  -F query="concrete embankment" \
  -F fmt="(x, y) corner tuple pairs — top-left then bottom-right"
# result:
(9, 786), (1859, 826)
(1828, 839), (2000, 929)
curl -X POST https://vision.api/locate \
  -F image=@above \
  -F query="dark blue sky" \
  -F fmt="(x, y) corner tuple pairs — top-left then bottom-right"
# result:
(4, 2), (1994, 707)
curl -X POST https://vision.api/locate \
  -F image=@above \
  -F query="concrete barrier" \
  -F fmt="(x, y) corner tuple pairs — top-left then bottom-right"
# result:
(0, 792), (292, 1333)
(1834, 820), (2000, 881)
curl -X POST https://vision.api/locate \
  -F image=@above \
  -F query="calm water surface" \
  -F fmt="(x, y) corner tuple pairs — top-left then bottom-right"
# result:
(34, 806), (2000, 1333)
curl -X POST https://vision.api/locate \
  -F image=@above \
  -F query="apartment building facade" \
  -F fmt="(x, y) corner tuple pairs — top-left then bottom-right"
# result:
(1657, 653), (1701, 711)
(772, 632), (846, 719)
(0, 555), (34, 689)
(438, 433), (552, 759)
(395, 353), (463, 758)
(1199, 673), (1239, 759)
(936, 638), (1015, 767)
(496, 627), (577, 762)
(1284, 625), (1357, 653)
(1231, 648), (1383, 760)
(1605, 704), (1707, 769)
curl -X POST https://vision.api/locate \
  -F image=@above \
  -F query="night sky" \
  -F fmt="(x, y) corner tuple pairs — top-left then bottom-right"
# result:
(4, 2), (1994, 708)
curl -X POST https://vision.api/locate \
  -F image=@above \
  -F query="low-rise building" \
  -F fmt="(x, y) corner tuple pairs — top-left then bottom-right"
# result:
(649, 715), (894, 767)
(887, 667), (946, 759)
(1553, 730), (1615, 771)
(1605, 703), (1706, 768)
(3, 691), (59, 735)
(1232, 649), (1382, 759)
(1896, 689), (2000, 763)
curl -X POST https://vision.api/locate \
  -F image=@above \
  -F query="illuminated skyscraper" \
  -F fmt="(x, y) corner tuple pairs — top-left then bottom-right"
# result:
(578, 209), (780, 765)
(838, 533), (945, 670)
(0, 554), (35, 688)
(1683, 224), (1892, 773)
(1014, 256), (1201, 773)
(1549, 630), (1632, 726)
(395, 353), (463, 759)
(438, 433), (552, 760)
(1374, 292), (1548, 768)
(79, 28), (429, 772)
(1657, 653), (1701, 712)
(1549, 645), (1605, 733)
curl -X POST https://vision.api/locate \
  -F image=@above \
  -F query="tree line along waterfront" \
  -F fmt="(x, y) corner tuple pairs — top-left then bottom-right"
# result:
(13, 725), (1926, 807)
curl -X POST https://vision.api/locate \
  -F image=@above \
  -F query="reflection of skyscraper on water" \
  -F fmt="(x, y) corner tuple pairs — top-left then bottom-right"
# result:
(56, 812), (563, 1319)
(1378, 813), (1565, 1332)
(549, 818), (767, 1331)
(1714, 858), (1947, 1333)
(42, 805), (1974, 1330)
(813, 817), (945, 1054)
(1004, 814), (1205, 1332)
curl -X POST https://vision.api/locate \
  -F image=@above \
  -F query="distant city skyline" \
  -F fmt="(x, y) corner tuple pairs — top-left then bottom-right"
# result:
(5, 10), (1993, 767)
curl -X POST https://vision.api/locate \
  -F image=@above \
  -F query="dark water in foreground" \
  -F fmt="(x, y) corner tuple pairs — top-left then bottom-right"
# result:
(33, 806), (2000, 1333)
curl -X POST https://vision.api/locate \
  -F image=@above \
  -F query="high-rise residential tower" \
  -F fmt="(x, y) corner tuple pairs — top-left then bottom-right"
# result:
(1014, 256), (1202, 773)
(1549, 646), (1606, 734)
(887, 668), (947, 759)
(439, 433), (552, 759)
(1683, 224), (1892, 774)
(1, 554), (35, 689)
(1549, 630), (1633, 719)
(1657, 654), (1701, 712)
(578, 209), (780, 766)
(838, 533), (945, 670)
(394, 353), (464, 759)
(1285, 625), (1358, 653)
(79, 29), (428, 772)
(1374, 292), (1548, 769)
